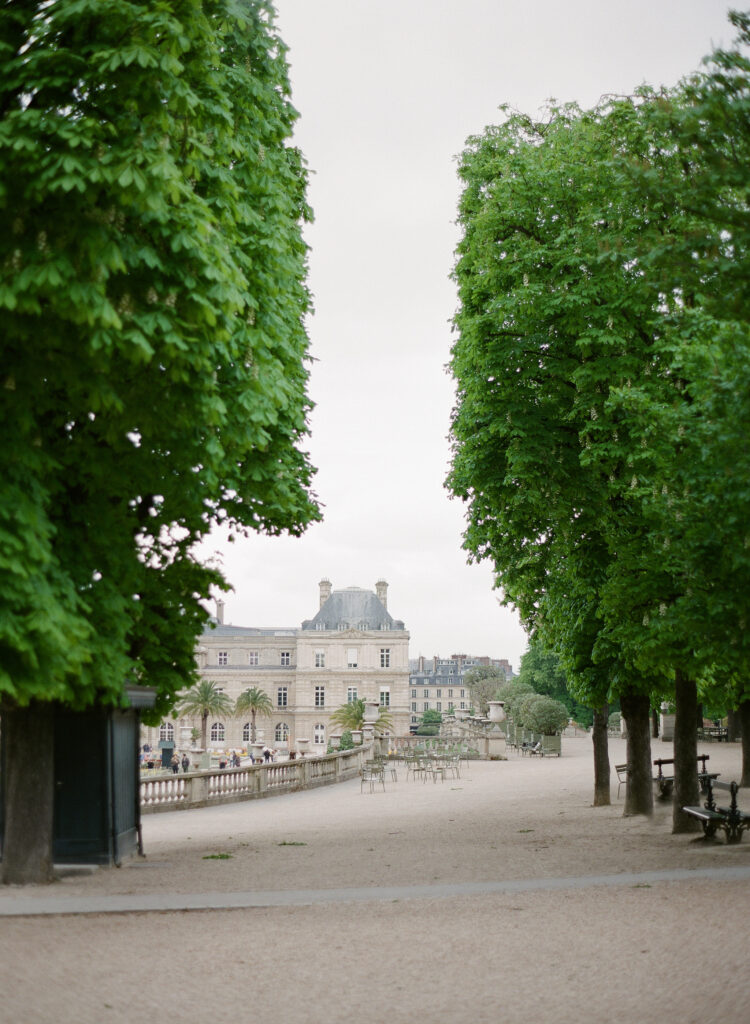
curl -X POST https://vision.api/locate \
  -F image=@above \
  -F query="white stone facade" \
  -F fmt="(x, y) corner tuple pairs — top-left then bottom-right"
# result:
(143, 580), (410, 755)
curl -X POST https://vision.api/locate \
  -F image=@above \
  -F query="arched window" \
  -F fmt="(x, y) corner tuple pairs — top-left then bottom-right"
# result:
(159, 722), (174, 742)
(314, 723), (325, 745)
(242, 722), (251, 742)
(210, 722), (225, 743)
(275, 722), (289, 743)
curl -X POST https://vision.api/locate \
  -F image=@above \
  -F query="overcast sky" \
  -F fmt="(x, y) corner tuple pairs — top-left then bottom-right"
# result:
(198, 0), (734, 672)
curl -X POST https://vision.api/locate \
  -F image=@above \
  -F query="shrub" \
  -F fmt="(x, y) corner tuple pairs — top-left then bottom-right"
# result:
(520, 695), (569, 736)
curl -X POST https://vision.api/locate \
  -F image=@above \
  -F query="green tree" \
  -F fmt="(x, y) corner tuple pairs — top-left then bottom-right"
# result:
(447, 96), (661, 814)
(178, 681), (234, 752)
(0, 1), (319, 884)
(515, 694), (569, 736)
(447, 15), (750, 824)
(493, 679), (535, 721)
(235, 686), (274, 744)
(462, 666), (508, 716)
(516, 637), (594, 727)
(329, 698), (393, 735)
(416, 707), (443, 736)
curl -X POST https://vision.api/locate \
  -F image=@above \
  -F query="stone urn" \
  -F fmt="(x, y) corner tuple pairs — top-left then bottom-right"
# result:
(296, 738), (310, 756)
(363, 700), (380, 724)
(329, 733), (342, 750)
(488, 701), (506, 724)
(351, 729), (363, 745)
(250, 741), (265, 763)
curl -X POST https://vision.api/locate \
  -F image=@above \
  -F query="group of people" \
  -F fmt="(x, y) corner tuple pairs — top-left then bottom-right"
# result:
(170, 752), (191, 773)
(141, 743), (282, 773)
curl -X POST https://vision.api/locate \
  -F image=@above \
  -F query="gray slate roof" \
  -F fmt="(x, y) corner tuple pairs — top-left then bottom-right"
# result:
(302, 587), (404, 631)
(201, 623), (296, 638)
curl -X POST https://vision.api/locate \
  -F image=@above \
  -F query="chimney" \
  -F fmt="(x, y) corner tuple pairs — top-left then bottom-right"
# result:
(215, 598), (225, 625)
(375, 579), (388, 610)
(319, 578), (332, 609)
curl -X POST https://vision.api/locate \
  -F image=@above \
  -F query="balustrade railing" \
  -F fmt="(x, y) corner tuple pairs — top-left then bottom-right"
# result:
(140, 743), (370, 814)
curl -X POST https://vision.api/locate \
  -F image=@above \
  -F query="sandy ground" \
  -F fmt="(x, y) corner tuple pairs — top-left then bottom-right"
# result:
(2, 736), (750, 1024)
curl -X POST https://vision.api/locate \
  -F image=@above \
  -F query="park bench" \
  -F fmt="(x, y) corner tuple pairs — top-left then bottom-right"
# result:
(653, 755), (715, 800)
(682, 778), (750, 843)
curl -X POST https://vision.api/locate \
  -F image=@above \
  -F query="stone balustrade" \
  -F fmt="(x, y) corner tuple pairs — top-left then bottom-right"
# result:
(140, 743), (372, 814)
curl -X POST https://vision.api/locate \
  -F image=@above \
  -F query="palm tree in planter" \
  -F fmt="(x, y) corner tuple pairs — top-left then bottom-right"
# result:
(329, 697), (393, 735)
(235, 686), (274, 743)
(178, 680), (233, 751)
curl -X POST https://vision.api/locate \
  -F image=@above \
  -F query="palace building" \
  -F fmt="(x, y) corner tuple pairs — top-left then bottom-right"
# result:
(144, 579), (410, 754)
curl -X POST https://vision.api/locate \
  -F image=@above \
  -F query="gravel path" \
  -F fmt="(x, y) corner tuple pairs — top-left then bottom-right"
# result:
(2, 736), (749, 1023)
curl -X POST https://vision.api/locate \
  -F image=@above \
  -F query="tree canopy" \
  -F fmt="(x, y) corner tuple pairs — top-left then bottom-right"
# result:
(447, 12), (750, 815)
(462, 665), (507, 715)
(329, 698), (393, 736)
(447, 10), (750, 714)
(0, 0), (320, 720)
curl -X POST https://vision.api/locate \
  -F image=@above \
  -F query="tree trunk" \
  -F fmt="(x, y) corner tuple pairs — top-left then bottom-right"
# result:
(672, 667), (701, 833)
(727, 707), (741, 744)
(620, 691), (653, 816)
(738, 700), (750, 787)
(1, 702), (55, 885)
(592, 705), (611, 806)
(251, 711), (256, 744)
(651, 707), (659, 738)
(201, 710), (208, 751)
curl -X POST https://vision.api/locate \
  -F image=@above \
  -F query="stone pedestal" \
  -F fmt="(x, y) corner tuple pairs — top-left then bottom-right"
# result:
(659, 711), (675, 742)
(486, 734), (506, 758)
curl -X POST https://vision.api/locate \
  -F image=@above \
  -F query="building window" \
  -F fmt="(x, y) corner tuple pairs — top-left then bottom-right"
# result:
(218, 651), (228, 666)
(380, 688), (390, 707)
(460, 701), (466, 710)
(315, 649), (325, 668)
(280, 651), (291, 666)
(423, 701), (429, 712)
(411, 702), (417, 712)
(448, 689), (453, 698)
(460, 689), (465, 698)
(347, 687), (358, 704)
(380, 648), (390, 668)
(275, 722), (289, 743)
(242, 723), (251, 742)
(314, 723), (325, 745)
(347, 647), (358, 668)
(448, 702), (454, 711)
(159, 722), (174, 742)
(436, 702), (442, 712)
(277, 686), (288, 707)
(248, 650), (259, 666)
(411, 688), (417, 698)
(210, 722), (225, 743)
(423, 688), (429, 698)
(316, 622), (325, 631)
(436, 688), (442, 698)
(315, 685), (325, 708)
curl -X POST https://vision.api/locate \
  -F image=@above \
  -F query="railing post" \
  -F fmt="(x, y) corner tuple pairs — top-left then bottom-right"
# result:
(188, 772), (210, 808)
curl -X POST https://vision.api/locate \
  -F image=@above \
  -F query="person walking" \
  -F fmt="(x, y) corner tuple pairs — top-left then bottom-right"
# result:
(170, 752), (179, 774)
(181, 753), (190, 773)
